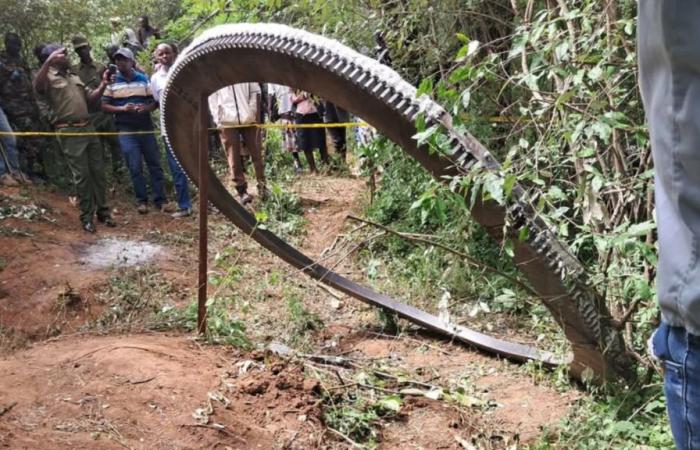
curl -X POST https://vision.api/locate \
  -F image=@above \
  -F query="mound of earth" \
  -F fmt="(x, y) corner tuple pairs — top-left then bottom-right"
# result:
(0, 334), (322, 449)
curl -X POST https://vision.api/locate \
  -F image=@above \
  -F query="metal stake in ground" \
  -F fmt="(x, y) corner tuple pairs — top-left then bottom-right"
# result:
(197, 94), (209, 334)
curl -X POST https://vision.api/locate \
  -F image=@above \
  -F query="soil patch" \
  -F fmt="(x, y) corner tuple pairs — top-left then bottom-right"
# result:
(0, 187), (190, 348)
(79, 238), (163, 269)
(0, 334), (320, 449)
(293, 174), (365, 258)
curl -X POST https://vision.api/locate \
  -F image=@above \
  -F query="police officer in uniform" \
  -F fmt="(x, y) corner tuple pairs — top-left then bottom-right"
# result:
(0, 32), (45, 180)
(71, 34), (123, 180)
(33, 44), (115, 233)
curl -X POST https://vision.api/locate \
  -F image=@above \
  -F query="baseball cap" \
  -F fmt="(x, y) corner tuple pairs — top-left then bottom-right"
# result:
(113, 47), (135, 61)
(71, 35), (89, 50)
(40, 43), (63, 63)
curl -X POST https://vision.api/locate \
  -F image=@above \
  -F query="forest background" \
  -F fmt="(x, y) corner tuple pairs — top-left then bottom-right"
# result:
(2, 0), (667, 447)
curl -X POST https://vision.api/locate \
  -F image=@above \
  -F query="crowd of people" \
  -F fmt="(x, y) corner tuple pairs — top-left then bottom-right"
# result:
(0, 17), (352, 232)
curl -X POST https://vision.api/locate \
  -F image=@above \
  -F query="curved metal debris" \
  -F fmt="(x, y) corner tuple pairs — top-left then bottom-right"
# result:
(161, 23), (634, 380)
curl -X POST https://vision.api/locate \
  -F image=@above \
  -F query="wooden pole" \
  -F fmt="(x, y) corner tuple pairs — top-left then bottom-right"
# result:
(197, 94), (209, 335)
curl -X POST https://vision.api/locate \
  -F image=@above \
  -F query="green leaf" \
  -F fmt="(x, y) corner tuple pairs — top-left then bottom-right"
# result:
(626, 221), (656, 237)
(449, 66), (471, 84)
(503, 174), (517, 198)
(518, 227), (529, 242)
(609, 420), (636, 436)
(576, 147), (596, 158)
(455, 32), (469, 43)
(482, 173), (504, 204)
(503, 240), (514, 257)
(591, 121), (612, 143)
(455, 44), (469, 62)
(548, 185), (567, 201)
(377, 395), (402, 413)
(413, 125), (438, 145)
(555, 41), (570, 61)
(417, 78), (433, 96)
(255, 210), (269, 223)
(588, 66), (603, 81)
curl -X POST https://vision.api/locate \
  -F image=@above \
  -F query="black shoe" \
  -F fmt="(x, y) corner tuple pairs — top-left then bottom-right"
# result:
(98, 215), (117, 227)
(82, 221), (96, 233)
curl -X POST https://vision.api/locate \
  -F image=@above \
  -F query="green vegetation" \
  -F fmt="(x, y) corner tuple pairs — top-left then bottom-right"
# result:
(286, 294), (323, 337)
(533, 385), (673, 449)
(94, 266), (175, 330)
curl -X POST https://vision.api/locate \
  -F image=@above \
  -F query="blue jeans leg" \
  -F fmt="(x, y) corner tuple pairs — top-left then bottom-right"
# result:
(140, 134), (166, 207)
(164, 141), (191, 210)
(118, 134), (148, 204)
(652, 322), (700, 449)
(0, 107), (20, 175)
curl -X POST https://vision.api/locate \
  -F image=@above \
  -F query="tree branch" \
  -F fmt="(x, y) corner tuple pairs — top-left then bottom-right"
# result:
(346, 215), (538, 297)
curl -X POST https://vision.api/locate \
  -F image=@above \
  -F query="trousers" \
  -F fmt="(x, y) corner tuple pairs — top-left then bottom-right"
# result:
(56, 126), (109, 223)
(0, 107), (20, 175)
(163, 139), (191, 210)
(219, 126), (265, 194)
(652, 323), (700, 449)
(118, 131), (166, 207)
(90, 111), (123, 175)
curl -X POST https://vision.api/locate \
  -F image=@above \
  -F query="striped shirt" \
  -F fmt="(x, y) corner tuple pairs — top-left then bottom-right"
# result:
(102, 70), (154, 130)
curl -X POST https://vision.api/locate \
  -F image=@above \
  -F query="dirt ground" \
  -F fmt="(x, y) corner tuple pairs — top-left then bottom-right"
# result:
(0, 172), (578, 449)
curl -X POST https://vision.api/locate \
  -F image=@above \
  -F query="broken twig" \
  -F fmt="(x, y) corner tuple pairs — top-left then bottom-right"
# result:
(0, 402), (17, 417)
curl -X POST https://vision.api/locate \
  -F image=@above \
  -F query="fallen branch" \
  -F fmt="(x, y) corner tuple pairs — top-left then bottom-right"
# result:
(0, 402), (17, 417)
(365, 330), (453, 356)
(128, 376), (157, 385)
(346, 215), (538, 297)
(326, 427), (363, 449)
(614, 297), (645, 330)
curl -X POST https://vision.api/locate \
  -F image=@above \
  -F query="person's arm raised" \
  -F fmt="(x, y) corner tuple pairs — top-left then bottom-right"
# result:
(33, 48), (67, 94)
(87, 67), (110, 105)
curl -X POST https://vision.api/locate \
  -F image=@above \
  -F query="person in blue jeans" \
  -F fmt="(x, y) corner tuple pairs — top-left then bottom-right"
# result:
(101, 47), (167, 214)
(639, 2), (700, 448)
(150, 42), (191, 218)
(0, 105), (29, 186)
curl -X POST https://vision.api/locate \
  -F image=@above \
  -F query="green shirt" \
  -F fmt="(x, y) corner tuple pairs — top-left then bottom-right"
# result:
(74, 60), (105, 90)
(37, 67), (91, 125)
(74, 60), (106, 114)
(0, 52), (38, 117)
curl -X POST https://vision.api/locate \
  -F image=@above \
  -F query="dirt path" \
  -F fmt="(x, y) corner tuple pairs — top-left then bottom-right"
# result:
(292, 174), (366, 258)
(0, 175), (577, 449)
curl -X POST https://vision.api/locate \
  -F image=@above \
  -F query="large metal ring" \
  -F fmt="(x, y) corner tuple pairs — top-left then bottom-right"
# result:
(161, 24), (633, 380)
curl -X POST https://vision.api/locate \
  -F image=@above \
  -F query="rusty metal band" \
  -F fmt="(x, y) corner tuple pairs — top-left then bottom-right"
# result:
(161, 24), (633, 379)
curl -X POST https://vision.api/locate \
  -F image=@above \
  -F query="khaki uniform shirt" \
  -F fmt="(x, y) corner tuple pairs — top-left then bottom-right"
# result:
(37, 67), (91, 125)
(74, 60), (105, 90)
(74, 60), (106, 113)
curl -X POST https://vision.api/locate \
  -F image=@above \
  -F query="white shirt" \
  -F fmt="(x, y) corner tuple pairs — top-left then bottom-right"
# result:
(150, 65), (169, 103)
(270, 84), (293, 115)
(208, 83), (261, 126)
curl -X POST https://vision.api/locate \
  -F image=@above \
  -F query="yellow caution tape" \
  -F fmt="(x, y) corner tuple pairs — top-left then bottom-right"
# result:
(0, 121), (372, 137)
(0, 115), (520, 138)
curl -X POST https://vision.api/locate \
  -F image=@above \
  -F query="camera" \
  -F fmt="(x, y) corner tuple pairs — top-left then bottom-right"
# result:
(108, 64), (117, 76)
